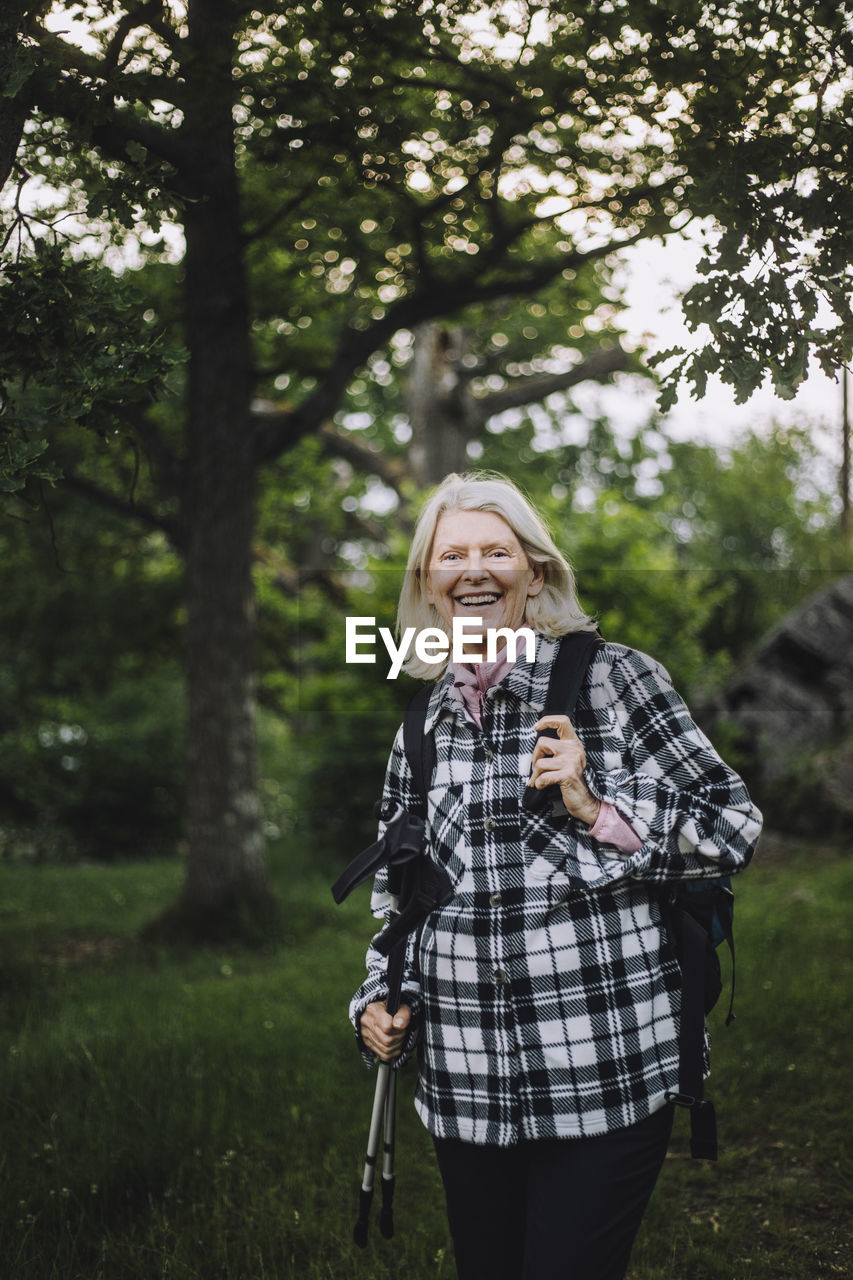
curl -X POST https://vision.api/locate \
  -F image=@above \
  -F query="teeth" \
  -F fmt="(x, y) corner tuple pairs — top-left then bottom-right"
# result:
(457, 594), (500, 605)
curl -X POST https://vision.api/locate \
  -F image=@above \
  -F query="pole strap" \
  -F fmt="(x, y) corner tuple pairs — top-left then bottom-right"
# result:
(331, 807), (426, 905)
(372, 858), (454, 957)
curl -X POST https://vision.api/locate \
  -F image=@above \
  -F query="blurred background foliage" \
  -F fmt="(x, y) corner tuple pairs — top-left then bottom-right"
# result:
(1, 2), (851, 883)
(2, 405), (845, 865)
(0, 472), (185, 860)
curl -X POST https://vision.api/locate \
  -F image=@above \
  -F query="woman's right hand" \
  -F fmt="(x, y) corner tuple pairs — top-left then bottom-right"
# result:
(360, 1001), (412, 1061)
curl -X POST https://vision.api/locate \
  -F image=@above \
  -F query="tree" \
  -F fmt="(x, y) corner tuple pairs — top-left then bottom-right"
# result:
(2, 1), (851, 934)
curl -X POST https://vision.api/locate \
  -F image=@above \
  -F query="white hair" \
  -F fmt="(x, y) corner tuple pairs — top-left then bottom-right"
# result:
(397, 471), (596, 679)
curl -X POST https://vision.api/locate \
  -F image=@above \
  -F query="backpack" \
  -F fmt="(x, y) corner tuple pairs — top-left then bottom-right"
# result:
(402, 631), (736, 1161)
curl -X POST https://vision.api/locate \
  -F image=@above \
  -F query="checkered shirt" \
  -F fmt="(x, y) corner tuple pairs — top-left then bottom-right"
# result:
(349, 637), (762, 1147)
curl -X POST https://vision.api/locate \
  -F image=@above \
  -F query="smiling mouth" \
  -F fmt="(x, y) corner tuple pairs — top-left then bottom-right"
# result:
(455, 592), (502, 607)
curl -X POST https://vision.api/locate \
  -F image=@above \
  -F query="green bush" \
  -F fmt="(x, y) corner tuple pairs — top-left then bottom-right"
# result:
(0, 670), (186, 861)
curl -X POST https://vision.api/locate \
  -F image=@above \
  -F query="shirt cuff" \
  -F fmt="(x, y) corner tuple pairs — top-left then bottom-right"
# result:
(589, 800), (643, 855)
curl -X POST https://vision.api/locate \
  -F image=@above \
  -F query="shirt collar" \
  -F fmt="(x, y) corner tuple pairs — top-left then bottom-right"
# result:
(422, 633), (560, 733)
(449, 651), (515, 696)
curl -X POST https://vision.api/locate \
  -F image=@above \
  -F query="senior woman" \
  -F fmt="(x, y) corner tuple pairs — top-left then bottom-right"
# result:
(350, 471), (762, 1280)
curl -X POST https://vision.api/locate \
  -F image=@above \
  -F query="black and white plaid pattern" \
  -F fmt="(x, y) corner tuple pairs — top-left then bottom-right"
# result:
(350, 638), (762, 1146)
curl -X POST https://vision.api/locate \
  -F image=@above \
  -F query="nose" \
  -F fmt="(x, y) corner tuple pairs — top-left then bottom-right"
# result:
(462, 556), (487, 579)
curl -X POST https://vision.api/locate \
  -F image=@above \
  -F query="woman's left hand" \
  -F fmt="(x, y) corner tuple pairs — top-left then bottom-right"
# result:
(529, 715), (601, 826)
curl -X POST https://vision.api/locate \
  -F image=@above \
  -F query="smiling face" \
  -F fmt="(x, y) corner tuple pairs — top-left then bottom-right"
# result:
(423, 509), (544, 660)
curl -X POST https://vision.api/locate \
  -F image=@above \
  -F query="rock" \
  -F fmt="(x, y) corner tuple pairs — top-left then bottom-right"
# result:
(699, 574), (853, 836)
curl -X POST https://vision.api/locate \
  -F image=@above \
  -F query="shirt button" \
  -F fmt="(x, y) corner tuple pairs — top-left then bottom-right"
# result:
(489, 892), (503, 908)
(494, 967), (508, 985)
(483, 817), (495, 832)
(485, 749), (495, 763)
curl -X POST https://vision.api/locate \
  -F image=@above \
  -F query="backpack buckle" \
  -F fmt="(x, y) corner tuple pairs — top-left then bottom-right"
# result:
(666, 1090), (700, 1109)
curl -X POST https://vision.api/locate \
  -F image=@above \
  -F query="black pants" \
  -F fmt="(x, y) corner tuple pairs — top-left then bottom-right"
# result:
(433, 1104), (674, 1280)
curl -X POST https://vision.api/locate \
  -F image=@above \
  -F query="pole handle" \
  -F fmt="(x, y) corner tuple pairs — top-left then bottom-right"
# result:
(379, 1174), (395, 1239)
(354, 1185), (373, 1248)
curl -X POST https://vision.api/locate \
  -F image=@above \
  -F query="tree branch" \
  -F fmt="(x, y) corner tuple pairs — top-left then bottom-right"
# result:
(26, 28), (193, 182)
(243, 182), (317, 245)
(316, 423), (407, 493)
(102, 2), (181, 74)
(33, 21), (185, 104)
(116, 403), (185, 496)
(252, 224), (650, 464)
(467, 343), (632, 426)
(64, 472), (184, 547)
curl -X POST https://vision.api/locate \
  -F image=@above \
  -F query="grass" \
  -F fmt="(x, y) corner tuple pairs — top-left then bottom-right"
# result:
(0, 834), (850, 1279)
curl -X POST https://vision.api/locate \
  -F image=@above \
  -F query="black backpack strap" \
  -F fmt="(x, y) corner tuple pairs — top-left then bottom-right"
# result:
(522, 631), (602, 812)
(717, 889), (737, 1027)
(407, 632), (602, 815)
(402, 683), (435, 814)
(543, 630), (603, 716)
(667, 904), (719, 1159)
(398, 684), (447, 975)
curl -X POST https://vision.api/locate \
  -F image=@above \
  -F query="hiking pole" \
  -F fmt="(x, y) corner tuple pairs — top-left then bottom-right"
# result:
(353, 858), (411, 1248)
(377, 899), (410, 1243)
(379, 1066), (398, 1239)
(332, 800), (453, 1248)
(354, 1058), (391, 1246)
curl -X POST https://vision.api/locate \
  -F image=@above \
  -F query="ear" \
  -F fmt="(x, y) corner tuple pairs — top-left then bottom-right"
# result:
(526, 562), (545, 598)
(421, 568), (436, 605)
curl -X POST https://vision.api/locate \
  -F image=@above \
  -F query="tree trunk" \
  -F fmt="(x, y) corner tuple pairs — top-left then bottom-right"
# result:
(0, 6), (30, 192)
(174, 0), (271, 937)
(842, 368), (850, 540)
(407, 323), (476, 485)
